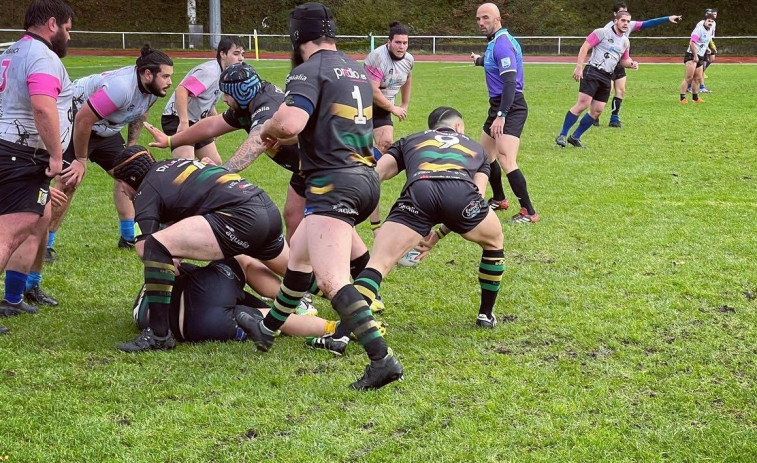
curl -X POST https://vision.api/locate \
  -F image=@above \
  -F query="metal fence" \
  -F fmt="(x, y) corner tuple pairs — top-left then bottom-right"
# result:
(2, 29), (756, 56)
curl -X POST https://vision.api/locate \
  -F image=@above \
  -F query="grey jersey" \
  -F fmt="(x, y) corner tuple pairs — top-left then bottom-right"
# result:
(73, 66), (158, 137)
(586, 27), (630, 73)
(0, 34), (72, 151)
(162, 59), (222, 121)
(363, 45), (414, 103)
(688, 23), (713, 56)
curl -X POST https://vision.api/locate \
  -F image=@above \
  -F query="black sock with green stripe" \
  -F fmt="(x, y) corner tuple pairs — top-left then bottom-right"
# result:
(333, 267), (383, 339)
(264, 269), (312, 332)
(350, 251), (370, 280)
(332, 284), (387, 361)
(142, 236), (175, 337)
(479, 249), (505, 317)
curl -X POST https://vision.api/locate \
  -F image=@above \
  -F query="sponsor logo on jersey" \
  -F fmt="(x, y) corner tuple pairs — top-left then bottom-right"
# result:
(286, 74), (308, 84)
(217, 263), (234, 279)
(500, 57), (511, 68)
(251, 106), (270, 118)
(333, 67), (367, 81)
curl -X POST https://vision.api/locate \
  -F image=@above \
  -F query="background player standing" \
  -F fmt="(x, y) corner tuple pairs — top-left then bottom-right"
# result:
(555, 11), (638, 149)
(680, 13), (715, 104)
(0, 0), (74, 328)
(161, 35), (244, 164)
(596, 2), (681, 128)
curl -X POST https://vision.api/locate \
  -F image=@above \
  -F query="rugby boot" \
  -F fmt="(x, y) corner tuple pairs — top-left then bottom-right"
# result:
(511, 208), (540, 223)
(476, 313), (498, 328)
(305, 334), (349, 356)
(350, 349), (404, 391)
(608, 115), (621, 128)
(555, 134), (567, 147)
(567, 135), (585, 149)
(117, 237), (136, 249)
(44, 248), (56, 263)
(236, 309), (276, 352)
(0, 325), (8, 335)
(487, 198), (510, 211)
(1, 299), (38, 315)
(25, 285), (59, 307)
(117, 327), (176, 352)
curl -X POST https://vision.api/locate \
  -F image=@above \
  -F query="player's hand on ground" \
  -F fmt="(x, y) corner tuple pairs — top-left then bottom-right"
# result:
(669, 15), (682, 23)
(61, 159), (86, 187)
(490, 116), (505, 137)
(573, 64), (583, 82)
(46, 157), (62, 178)
(143, 121), (169, 148)
(392, 105), (407, 121)
(49, 187), (68, 207)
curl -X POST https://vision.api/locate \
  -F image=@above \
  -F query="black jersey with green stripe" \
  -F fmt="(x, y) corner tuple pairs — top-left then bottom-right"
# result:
(284, 49), (375, 174)
(221, 83), (300, 173)
(386, 128), (490, 187)
(133, 159), (262, 237)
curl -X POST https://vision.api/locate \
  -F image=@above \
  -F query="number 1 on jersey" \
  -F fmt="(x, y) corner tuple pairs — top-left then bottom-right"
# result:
(351, 86), (367, 125)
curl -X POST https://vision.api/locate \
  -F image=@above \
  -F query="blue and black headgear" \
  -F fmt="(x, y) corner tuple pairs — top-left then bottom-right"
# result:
(289, 2), (337, 49)
(219, 63), (262, 110)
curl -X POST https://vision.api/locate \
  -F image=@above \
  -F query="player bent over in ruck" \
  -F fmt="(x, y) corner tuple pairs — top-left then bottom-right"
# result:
(111, 146), (288, 352)
(309, 107), (505, 356)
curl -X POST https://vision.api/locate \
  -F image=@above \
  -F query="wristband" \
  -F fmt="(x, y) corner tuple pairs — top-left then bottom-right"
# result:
(435, 227), (449, 240)
(167, 136), (173, 151)
(370, 221), (381, 231)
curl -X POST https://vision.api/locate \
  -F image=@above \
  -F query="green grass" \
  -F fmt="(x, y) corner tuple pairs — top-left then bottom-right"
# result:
(1, 56), (756, 462)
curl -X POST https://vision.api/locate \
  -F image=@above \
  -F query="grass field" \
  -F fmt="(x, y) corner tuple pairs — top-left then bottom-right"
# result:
(1, 56), (756, 462)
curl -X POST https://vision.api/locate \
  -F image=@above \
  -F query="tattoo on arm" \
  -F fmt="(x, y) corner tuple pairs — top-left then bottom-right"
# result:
(222, 125), (268, 172)
(127, 114), (148, 146)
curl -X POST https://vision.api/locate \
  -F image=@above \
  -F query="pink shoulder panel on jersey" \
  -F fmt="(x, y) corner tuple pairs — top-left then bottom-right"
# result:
(691, 34), (700, 42)
(180, 75), (207, 97)
(621, 49), (630, 60)
(364, 65), (383, 82)
(27, 73), (62, 99)
(587, 32), (601, 47)
(88, 88), (119, 118)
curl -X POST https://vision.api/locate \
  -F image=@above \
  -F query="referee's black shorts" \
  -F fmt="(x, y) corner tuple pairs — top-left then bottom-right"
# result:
(483, 92), (528, 139)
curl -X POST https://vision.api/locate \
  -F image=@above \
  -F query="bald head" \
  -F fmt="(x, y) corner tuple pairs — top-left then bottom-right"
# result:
(476, 3), (502, 37)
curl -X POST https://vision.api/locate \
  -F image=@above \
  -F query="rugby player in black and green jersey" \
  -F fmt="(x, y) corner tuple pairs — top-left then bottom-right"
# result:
(242, 2), (403, 390)
(111, 145), (288, 352)
(144, 63), (373, 278)
(311, 107), (505, 356)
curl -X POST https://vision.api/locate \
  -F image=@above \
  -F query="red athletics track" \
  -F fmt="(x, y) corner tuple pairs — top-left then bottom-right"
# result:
(69, 48), (757, 64)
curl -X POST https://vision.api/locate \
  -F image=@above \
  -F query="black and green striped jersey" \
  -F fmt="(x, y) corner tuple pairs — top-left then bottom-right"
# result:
(133, 159), (262, 237)
(386, 128), (490, 187)
(284, 49), (375, 174)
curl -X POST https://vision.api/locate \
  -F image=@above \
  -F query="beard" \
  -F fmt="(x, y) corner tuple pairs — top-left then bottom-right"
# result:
(146, 79), (167, 97)
(388, 48), (405, 61)
(50, 29), (68, 58)
(290, 48), (304, 69)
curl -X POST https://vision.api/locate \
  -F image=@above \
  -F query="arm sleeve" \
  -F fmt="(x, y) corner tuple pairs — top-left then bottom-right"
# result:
(498, 72), (517, 113)
(133, 183), (162, 239)
(476, 155), (491, 177)
(638, 16), (670, 30)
